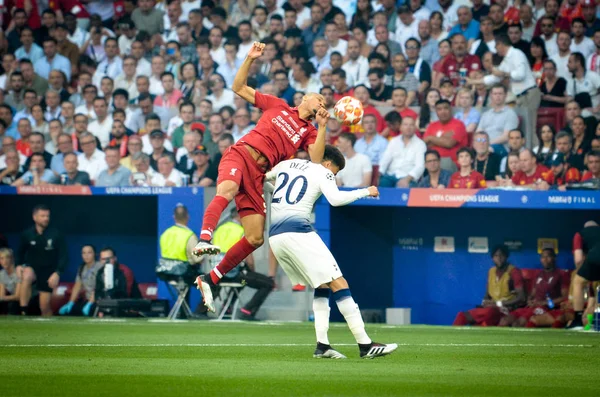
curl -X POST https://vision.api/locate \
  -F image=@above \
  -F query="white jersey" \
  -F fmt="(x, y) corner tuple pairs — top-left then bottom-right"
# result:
(266, 159), (370, 237)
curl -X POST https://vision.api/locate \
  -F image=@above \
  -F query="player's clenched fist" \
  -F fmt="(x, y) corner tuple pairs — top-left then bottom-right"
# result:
(248, 42), (266, 59)
(315, 108), (330, 127)
(367, 186), (379, 197)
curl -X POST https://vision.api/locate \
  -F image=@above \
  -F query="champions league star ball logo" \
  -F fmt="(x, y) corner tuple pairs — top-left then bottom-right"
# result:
(333, 96), (364, 126)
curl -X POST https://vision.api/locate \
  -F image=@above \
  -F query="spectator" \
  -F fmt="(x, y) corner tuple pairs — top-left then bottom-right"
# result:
(95, 146), (131, 187)
(440, 34), (482, 87)
(497, 151), (522, 183)
(15, 119), (33, 157)
(352, 85), (386, 133)
(449, 147), (486, 189)
(0, 105), (18, 142)
(148, 130), (174, 171)
(539, 153), (581, 189)
(551, 31), (572, 79)
(15, 27), (44, 64)
(51, 153), (91, 186)
(95, 247), (141, 300)
(58, 245), (103, 317)
(23, 133), (51, 170)
(50, 133), (79, 175)
(454, 88), (480, 134)
(555, 130), (585, 171)
(417, 150), (452, 188)
(404, 38), (432, 95)
(151, 153), (184, 187)
(418, 88), (441, 133)
(529, 37), (549, 83)
(521, 5), (535, 40)
(476, 85), (519, 156)
(88, 97), (113, 149)
(44, 91), (63, 123)
(540, 60), (568, 108)
(20, 59), (49, 98)
(571, 18), (595, 58)
(35, 37), (71, 81)
(130, 152), (156, 186)
(391, 88), (419, 124)
(582, 151), (600, 181)
(368, 68), (394, 106)
(534, 124), (558, 166)
(61, 102), (76, 135)
(503, 249), (568, 328)
(55, 23), (79, 72)
(131, 0), (164, 35)
(231, 107), (254, 143)
(509, 149), (550, 188)
(325, 20), (348, 56)
(499, 129), (526, 174)
(128, 94), (171, 133)
(472, 131), (502, 182)
(386, 55), (418, 106)
(563, 100), (597, 138)
(272, 70), (296, 106)
(439, 77), (457, 105)
(189, 145), (211, 185)
(423, 99), (468, 172)
(335, 132), (372, 187)
(566, 52), (600, 119)
(453, 245), (525, 326)
(355, 114), (388, 165)
(12, 153), (55, 186)
(0, 149), (24, 185)
(77, 133), (106, 182)
(169, 102), (196, 150)
(331, 68), (354, 102)
(16, 205), (68, 316)
(14, 89), (38, 125)
(342, 38), (369, 87)
(75, 84), (98, 122)
(6, 73), (26, 112)
(507, 23), (530, 56)
(588, 30), (600, 72)
(378, 116), (426, 187)
(416, 20), (440, 68)
(394, 6), (419, 55)
(176, 129), (203, 174)
(0, 248), (22, 315)
(570, 116), (592, 156)
(429, 11), (448, 42)
(449, 6), (480, 41)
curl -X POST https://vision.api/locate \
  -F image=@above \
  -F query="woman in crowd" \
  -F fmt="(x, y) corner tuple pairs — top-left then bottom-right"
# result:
(0, 248), (22, 315)
(351, 0), (373, 29)
(179, 62), (198, 99)
(471, 69), (490, 109)
(293, 91), (305, 107)
(540, 59), (568, 108)
(497, 151), (522, 184)
(533, 124), (557, 166)
(454, 88), (480, 134)
(432, 39), (451, 88)
(529, 37), (548, 85)
(374, 43), (393, 75)
(429, 12), (448, 42)
(418, 88), (440, 134)
(572, 116), (592, 155)
(58, 245), (103, 317)
(352, 22), (373, 58)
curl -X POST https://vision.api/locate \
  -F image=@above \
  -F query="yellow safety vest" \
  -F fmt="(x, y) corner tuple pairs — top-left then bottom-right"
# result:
(212, 222), (244, 254)
(159, 225), (195, 261)
(487, 264), (517, 302)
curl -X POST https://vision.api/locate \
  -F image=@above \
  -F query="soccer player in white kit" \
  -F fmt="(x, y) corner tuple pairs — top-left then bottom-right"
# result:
(267, 145), (398, 359)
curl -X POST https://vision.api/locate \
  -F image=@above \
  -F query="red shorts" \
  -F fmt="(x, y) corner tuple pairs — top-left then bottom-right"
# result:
(511, 307), (548, 319)
(218, 145), (266, 218)
(467, 307), (504, 326)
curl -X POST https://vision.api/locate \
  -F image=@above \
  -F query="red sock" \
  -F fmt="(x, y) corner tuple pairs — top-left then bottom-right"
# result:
(453, 312), (468, 326)
(210, 237), (257, 284)
(200, 195), (230, 241)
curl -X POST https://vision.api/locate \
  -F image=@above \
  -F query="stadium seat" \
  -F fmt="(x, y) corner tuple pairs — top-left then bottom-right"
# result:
(537, 108), (566, 133)
(138, 283), (158, 300)
(217, 282), (244, 320)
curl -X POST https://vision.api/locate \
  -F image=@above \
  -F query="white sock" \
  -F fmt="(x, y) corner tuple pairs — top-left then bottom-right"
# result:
(336, 297), (372, 345)
(312, 297), (330, 345)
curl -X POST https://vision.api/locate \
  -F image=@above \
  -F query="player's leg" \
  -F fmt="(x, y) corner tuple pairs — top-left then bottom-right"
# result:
(238, 270), (275, 319)
(570, 248), (600, 329)
(311, 285), (347, 359)
(328, 277), (397, 359)
(38, 292), (53, 317)
(19, 266), (37, 315)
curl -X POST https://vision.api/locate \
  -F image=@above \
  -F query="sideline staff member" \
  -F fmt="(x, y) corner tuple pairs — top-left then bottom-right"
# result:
(17, 205), (68, 316)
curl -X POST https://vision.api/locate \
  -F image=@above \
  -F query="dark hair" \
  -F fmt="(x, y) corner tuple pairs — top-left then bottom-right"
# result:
(494, 33), (512, 47)
(161, 71), (175, 80)
(319, 85), (334, 94)
(384, 110), (402, 124)
(100, 246), (117, 257)
(536, 124), (557, 156)
(298, 61), (316, 77)
(339, 132), (357, 147)
(367, 52), (387, 64)
(435, 99), (451, 107)
(219, 133), (234, 145)
(352, 20), (369, 35)
(32, 204), (50, 215)
(179, 101), (195, 112)
(425, 149), (440, 160)
(541, 247), (557, 257)
(456, 146), (475, 161)
(145, 113), (161, 123)
(491, 244), (509, 258)
(405, 38), (420, 49)
(331, 68), (346, 79)
(368, 68), (385, 78)
(138, 92), (152, 103)
(572, 17), (585, 27)
(270, 14), (283, 22)
(81, 244), (97, 254)
(419, 88), (440, 128)
(509, 129), (525, 139)
(570, 52), (586, 73)
(505, 151), (521, 178)
(43, 37), (58, 45)
(323, 144), (346, 170)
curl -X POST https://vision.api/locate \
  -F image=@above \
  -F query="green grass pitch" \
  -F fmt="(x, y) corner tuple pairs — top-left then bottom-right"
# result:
(1, 318), (599, 396)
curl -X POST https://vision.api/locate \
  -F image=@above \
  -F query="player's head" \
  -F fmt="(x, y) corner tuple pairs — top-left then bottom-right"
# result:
(298, 92), (325, 120)
(491, 244), (509, 268)
(540, 248), (556, 270)
(321, 144), (345, 175)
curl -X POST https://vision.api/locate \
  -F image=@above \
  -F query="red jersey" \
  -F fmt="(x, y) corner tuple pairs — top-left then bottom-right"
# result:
(48, 0), (90, 18)
(241, 91), (318, 167)
(440, 54), (482, 87)
(504, 6), (520, 24)
(559, 2), (583, 23)
(333, 87), (354, 103)
(423, 119), (468, 162)
(399, 107), (418, 121)
(16, 140), (31, 157)
(449, 170), (486, 189)
(544, 167), (581, 186)
(581, 171), (599, 181)
(345, 105), (385, 134)
(511, 165), (550, 186)
(532, 269), (569, 301)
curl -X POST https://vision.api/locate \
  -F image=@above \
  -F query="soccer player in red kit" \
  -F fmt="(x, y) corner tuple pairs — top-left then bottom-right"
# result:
(192, 42), (330, 312)
(448, 147), (486, 189)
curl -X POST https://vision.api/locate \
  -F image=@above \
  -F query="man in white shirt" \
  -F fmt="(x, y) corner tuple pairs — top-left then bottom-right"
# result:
(77, 132), (107, 182)
(289, 0), (311, 28)
(151, 153), (184, 186)
(335, 132), (372, 187)
(342, 38), (369, 87)
(93, 38), (124, 87)
(567, 52), (600, 117)
(570, 18), (595, 58)
(439, 0), (460, 31)
(325, 22), (347, 57)
(208, 27), (226, 66)
(149, 56), (166, 96)
(378, 116), (426, 187)
(114, 56), (139, 100)
(131, 40), (152, 77)
(540, 16), (559, 57)
(550, 31), (572, 79)
(587, 30), (600, 73)
(87, 97), (113, 148)
(474, 34), (541, 149)
(395, 6), (419, 54)
(309, 39), (332, 76)
(236, 21), (254, 60)
(75, 84), (98, 121)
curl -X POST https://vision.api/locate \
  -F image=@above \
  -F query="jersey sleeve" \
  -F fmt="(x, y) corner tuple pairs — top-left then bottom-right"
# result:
(319, 169), (370, 207)
(565, 168), (581, 183)
(510, 268), (524, 290)
(573, 232), (583, 251)
(265, 162), (283, 182)
(301, 125), (318, 151)
(254, 91), (286, 112)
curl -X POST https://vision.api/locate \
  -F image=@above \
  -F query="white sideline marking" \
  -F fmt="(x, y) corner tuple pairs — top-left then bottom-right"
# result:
(0, 343), (594, 348)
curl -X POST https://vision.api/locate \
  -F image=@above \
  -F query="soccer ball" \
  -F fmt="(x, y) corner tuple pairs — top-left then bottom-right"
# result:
(333, 96), (364, 126)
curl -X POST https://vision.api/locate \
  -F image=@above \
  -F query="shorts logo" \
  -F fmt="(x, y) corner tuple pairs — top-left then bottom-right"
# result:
(230, 168), (238, 176)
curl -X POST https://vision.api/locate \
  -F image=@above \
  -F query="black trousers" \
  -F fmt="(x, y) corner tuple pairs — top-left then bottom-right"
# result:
(227, 270), (274, 316)
(578, 247), (600, 281)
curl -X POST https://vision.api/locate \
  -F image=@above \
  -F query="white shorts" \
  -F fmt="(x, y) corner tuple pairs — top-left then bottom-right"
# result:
(269, 231), (343, 288)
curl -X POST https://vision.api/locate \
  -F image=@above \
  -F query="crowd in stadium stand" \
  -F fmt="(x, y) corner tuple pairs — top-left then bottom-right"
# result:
(0, 0), (598, 190)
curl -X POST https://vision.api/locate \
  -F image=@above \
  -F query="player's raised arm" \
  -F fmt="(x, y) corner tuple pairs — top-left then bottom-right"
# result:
(308, 108), (329, 163)
(320, 171), (379, 207)
(232, 42), (265, 105)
